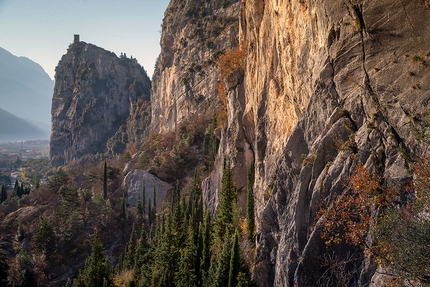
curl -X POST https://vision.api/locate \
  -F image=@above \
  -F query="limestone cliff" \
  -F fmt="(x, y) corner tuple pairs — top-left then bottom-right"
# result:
(150, 0), (241, 133)
(181, 0), (430, 286)
(50, 41), (151, 166)
(237, 0), (430, 286)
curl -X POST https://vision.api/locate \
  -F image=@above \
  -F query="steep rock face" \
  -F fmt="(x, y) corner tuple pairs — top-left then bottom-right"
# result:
(150, 0), (240, 133)
(235, 0), (430, 286)
(50, 41), (151, 166)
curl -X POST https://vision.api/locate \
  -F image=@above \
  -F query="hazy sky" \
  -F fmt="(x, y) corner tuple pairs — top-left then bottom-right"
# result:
(0, 0), (170, 79)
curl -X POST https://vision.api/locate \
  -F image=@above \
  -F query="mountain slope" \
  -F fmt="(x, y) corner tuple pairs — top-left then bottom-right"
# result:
(0, 47), (54, 130)
(50, 40), (151, 167)
(0, 107), (48, 141)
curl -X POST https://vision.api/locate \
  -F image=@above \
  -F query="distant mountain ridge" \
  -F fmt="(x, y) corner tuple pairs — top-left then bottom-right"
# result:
(0, 107), (48, 142)
(0, 47), (54, 131)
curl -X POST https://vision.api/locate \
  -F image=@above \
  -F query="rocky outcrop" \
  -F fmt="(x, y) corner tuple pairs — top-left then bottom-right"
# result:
(150, 0), (241, 133)
(50, 41), (151, 166)
(122, 169), (174, 212)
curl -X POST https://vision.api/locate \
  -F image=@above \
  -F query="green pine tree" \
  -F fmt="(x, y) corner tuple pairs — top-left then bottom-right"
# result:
(214, 159), (237, 241)
(135, 227), (150, 269)
(124, 225), (137, 270)
(201, 209), (211, 274)
(228, 230), (240, 287)
(77, 231), (114, 287)
(141, 180), (146, 216)
(120, 193), (127, 220)
(148, 198), (153, 226)
(0, 185), (6, 203)
(33, 217), (56, 258)
(246, 163), (255, 243)
(137, 193), (144, 218)
(175, 224), (198, 287)
(7, 248), (36, 287)
(212, 235), (231, 287)
(103, 160), (108, 200)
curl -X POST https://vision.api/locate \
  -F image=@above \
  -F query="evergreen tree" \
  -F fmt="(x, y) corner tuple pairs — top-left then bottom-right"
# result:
(120, 193), (127, 220)
(148, 199), (153, 226)
(7, 248), (36, 287)
(228, 230), (240, 287)
(150, 187), (157, 227)
(151, 224), (174, 287)
(135, 227), (150, 269)
(103, 160), (108, 200)
(246, 163), (255, 243)
(16, 182), (22, 198)
(33, 217), (56, 257)
(0, 185), (7, 203)
(214, 159), (237, 241)
(201, 209), (211, 274)
(137, 193), (144, 218)
(77, 231), (114, 287)
(124, 225), (137, 270)
(140, 180), (146, 217)
(175, 224), (198, 287)
(32, 174), (40, 189)
(0, 245), (9, 283)
(13, 179), (18, 195)
(153, 186), (157, 214)
(213, 236), (231, 287)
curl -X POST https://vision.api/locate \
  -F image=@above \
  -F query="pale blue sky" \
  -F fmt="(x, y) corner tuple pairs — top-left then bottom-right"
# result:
(0, 0), (170, 79)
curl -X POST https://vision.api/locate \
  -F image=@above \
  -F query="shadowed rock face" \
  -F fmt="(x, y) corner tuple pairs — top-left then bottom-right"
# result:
(50, 42), (151, 167)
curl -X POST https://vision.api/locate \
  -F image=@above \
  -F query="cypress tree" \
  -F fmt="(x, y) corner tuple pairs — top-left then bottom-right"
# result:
(77, 231), (114, 287)
(201, 209), (211, 274)
(142, 180), (146, 216)
(153, 186), (157, 213)
(148, 198), (152, 226)
(135, 227), (150, 269)
(13, 179), (18, 194)
(214, 159), (237, 241)
(151, 223), (174, 287)
(124, 224), (137, 270)
(103, 160), (107, 200)
(175, 224), (198, 287)
(137, 193), (143, 218)
(16, 181), (22, 198)
(213, 235), (231, 287)
(228, 230), (240, 287)
(246, 163), (255, 243)
(150, 187), (156, 227)
(120, 193), (127, 220)
(1, 185), (6, 203)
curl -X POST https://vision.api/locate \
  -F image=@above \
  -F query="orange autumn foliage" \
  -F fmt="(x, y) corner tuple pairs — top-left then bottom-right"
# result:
(216, 43), (246, 126)
(319, 165), (396, 247)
